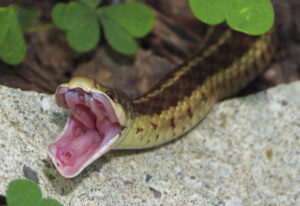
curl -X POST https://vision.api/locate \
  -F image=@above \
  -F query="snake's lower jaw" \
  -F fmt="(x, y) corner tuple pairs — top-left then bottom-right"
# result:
(47, 128), (120, 178)
(47, 87), (123, 178)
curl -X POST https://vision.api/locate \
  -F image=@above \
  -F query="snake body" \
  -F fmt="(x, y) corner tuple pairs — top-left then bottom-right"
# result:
(115, 29), (275, 149)
(48, 28), (276, 177)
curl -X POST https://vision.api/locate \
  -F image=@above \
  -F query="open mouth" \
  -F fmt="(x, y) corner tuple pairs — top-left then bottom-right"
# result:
(47, 87), (122, 178)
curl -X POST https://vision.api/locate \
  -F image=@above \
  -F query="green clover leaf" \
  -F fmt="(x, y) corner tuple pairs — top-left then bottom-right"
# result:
(226, 0), (274, 35)
(100, 15), (138, 55)
(17, 8), (37, 32)
(97, 2), (154, 54)
(0, 6), (26, 64)
(79, 0), (102, 9)
(189, 0), (274, 35)
(6, 179), (62, 206)
(97, 2), (154, 38)
(39, 198), (63, 206)
(52, 1), (154, 55)
(52, 2), (100, 52)
(189, 0), (228, 25)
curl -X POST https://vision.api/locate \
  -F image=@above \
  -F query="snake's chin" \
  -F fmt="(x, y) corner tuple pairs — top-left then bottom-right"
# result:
(47, 87), (122, 178)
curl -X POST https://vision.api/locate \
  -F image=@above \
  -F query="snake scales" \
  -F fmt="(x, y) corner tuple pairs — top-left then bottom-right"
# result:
(47, 27), (276, 178)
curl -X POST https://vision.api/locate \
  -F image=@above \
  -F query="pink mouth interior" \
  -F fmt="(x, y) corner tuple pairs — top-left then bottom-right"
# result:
(48, 87), (121, 176)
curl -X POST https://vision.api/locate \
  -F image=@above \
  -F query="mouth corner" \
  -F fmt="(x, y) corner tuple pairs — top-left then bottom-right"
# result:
(47, 87), (123, 178)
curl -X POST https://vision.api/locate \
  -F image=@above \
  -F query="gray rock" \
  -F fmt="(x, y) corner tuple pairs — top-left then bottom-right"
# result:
(0, 81), (299, 206)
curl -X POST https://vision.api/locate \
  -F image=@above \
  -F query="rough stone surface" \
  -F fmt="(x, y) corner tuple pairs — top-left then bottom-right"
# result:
(0, 81), (299, 206)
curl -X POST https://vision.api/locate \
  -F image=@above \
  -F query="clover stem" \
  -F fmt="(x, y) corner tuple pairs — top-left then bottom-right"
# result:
(26, 23), (57, 33)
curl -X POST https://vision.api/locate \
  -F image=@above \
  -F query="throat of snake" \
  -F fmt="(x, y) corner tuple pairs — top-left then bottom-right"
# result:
(47, 88), (122, 178)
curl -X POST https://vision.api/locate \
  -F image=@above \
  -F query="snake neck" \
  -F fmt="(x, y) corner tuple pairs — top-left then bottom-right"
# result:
(114, 29), (276, 150)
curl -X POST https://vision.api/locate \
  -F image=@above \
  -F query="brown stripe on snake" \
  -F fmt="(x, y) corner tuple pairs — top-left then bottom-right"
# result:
(133, 30), (260, 115)
(116, 29), (276, 149)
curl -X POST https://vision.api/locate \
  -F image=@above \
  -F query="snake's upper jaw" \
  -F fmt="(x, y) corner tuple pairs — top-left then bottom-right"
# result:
(47, 87), (124, 178)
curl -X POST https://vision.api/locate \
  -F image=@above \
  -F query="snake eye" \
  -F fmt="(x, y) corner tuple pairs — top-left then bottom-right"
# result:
(106, 91), (114, 100)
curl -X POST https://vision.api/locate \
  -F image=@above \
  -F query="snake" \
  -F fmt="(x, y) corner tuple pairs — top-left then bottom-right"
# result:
(47, 27), (276, 178)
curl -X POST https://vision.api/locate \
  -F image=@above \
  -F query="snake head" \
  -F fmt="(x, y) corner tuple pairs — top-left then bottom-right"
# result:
(47, 76), (133, 178)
